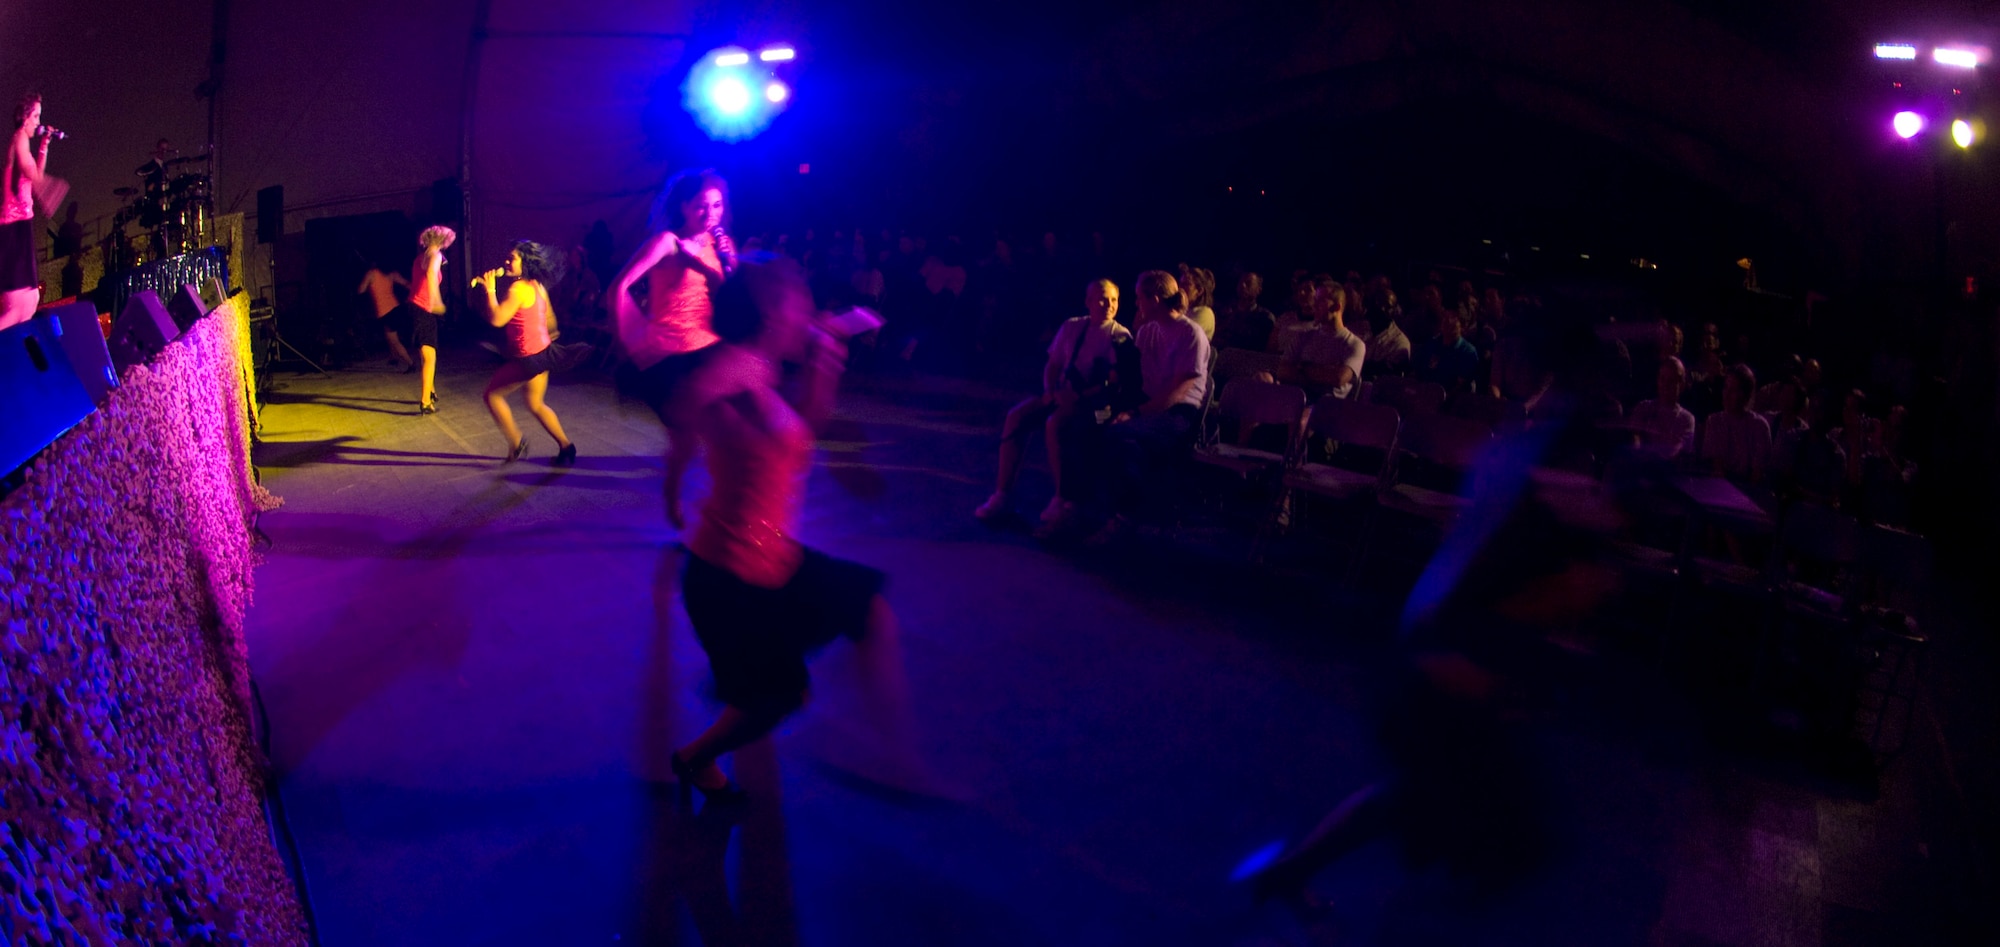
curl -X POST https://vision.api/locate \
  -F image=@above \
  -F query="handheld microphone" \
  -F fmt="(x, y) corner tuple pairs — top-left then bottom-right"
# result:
(34, 125), (66, 141)
(710, 225), (735, 265)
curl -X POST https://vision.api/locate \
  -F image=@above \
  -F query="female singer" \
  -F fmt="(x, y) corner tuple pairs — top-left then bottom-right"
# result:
(2, 95), (57, 331)
(474, 240), (577, 465)
(610, 168), (735, 527)
(408, 225), (455, 412)
(668, 255), (918, 804)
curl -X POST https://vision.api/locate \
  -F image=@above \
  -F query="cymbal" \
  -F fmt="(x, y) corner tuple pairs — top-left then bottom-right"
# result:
(112, 187), (138, 197)
(164, 155), (209, 166)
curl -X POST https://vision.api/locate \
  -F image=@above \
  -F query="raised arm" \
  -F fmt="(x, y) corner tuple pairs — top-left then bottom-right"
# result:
(482, 276), (536, 328)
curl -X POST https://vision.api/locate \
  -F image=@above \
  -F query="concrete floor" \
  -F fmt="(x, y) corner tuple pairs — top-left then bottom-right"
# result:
(244, 348), (1991, 946)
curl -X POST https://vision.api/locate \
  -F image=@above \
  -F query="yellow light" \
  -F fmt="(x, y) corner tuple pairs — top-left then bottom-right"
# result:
(1952, 119), (1976, 148)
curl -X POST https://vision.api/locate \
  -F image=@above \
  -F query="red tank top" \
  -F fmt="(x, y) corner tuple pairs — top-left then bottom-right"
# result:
(503, 281), (552, 359)
(687, 349), (811, 588)
(410, 249), (444, 314)
(620, 234), (722, 369)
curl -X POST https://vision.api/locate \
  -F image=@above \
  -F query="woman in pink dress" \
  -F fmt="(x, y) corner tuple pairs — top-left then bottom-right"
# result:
(474, 240), (577, 465)
(2, 94), (58, 331)
(667, 256), (919, 804)
(408, 225), (455, 412)
(610, 168), (735, 527)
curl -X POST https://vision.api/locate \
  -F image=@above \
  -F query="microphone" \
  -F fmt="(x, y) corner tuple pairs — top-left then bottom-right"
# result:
(34, 125), (66, 141)
(710, 225), (736, 271)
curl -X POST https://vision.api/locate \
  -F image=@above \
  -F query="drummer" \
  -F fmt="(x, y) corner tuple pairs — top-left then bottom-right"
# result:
(135, 139), (173, 193)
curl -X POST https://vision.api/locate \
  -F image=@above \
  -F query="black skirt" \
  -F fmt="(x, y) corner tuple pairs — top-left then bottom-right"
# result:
(406, 303), (439, 349)
(0, 218), (37, 292)
(681, 547), (887, 715)
(619, 343), (721, 419)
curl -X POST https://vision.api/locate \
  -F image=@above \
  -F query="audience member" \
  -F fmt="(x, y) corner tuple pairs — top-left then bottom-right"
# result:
(1274, 275), (1365, 400)
(1626, 357), (1696, 460)
(1269, 277), (1322, 353)
(1413, 310), (1480, 394)
(1753, 353), (1803, 413)
(1087, 271), (1210, 545)
(1700, 363), (1771, 484)
(975, 279), (1131, 531)
(1357, 280), (1412, 373)
(1177, 263), (1218, 340)
(1214, 271), (1276, 352)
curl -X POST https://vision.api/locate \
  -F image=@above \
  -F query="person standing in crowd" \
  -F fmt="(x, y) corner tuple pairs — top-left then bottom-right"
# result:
(2, 95), (57, 331)
(408, 225), (454, 412)
(358, 259), (414, 371)
(1087, 271), (1210, 545)
(669, 255), (922, 804)
(1215, 271), (1276, 352)
(475, 241), (579, 465)
(610, 168), (736, 527)
(975, 279), (1131, 532)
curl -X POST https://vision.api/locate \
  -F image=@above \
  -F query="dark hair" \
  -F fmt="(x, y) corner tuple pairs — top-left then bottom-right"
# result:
(650, 168), (729, 234)
(13, 93), (40, 130)
(510, 240), (565, 285)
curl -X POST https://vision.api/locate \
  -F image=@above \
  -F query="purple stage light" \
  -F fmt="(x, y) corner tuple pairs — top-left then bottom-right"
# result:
(1874, 43), (1918, 60)
(1934, 48), (1981, 69)
(684, 45), (797, 142)
(1893, 111), (1925, 139)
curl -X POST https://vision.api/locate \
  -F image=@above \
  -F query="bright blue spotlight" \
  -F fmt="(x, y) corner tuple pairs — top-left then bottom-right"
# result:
(711, 77), (752, 114)
(684, 45), (795, 142)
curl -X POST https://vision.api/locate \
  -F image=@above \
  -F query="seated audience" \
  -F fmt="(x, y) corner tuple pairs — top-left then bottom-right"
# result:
(1087, 271), (1211, 544)
(1626, 357), (1696, 460)
(1177, 263), (1218, 340)
(976, 279), (1131, 529)
(1214, 271), (1276, 352)
(1269, 277), (1323, 354)
(1753, 353), (1803, 414)
(1699, 363), (1771, 483)
(1274, 277), (1366, 400)
(1412, 310), (1480, 395)
(1355, 281), (1412, 373)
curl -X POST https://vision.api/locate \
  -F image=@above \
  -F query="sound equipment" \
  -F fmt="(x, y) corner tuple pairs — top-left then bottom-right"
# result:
(40, 302), (118, 407)
(199, 276), (229, 314)
(0, 316), (96, 476)
(166, 283), (208, 331)
(108, 291), (181, 370)
(256, 185), (283, 244)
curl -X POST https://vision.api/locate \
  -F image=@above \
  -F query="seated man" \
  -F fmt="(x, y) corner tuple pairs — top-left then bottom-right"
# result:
(1627, 356), (1696, 460)
(1412, 310), (1479, 395)
(1274, 276), (1365, 400)
(1214, 271), (1276, 352)
(1086, 270), (1210, 544)
(1700, 363), (1771, 484)
(975, 279), (1130, 527)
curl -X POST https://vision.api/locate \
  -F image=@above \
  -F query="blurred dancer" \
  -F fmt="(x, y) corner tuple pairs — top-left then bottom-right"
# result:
(612, 168), (736, 527)
(474, 240), (578, 465)
(2, 94), (59, 330)
(357, 259), (413, 370)
(409, 226), (454, 411)
(668, 255), (919, 804)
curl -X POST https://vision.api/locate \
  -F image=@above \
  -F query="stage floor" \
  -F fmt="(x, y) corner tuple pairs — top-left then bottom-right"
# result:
(244, 348), (1988, 946)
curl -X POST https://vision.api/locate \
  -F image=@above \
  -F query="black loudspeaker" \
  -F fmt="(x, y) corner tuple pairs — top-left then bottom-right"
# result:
(108, 291), (182, 370)
(0, 315), (96, 475)
(257, 185), (284, 244)
(167, 284), (208, 331)
(41, 301), (118, 407)
(430, 178), (463, 224)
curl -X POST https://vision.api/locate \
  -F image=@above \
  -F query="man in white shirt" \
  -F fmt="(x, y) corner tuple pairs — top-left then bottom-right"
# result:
(1276, 277), (1365, 399)
(976, 279), (1131, 526)
(1701, 363), (1772, 483)
(1086, 270), (1210, 544)
(1628, 357), (1697, 460)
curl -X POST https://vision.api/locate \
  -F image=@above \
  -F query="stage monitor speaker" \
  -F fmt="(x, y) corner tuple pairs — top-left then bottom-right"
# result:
(199, 276), (229, 314)
(167, 284), (208, 331)
(0, 315), (96, 476)
(41, 301), (118, 407)
(257, 185), (284, 244)
(108, 291), (182, 370)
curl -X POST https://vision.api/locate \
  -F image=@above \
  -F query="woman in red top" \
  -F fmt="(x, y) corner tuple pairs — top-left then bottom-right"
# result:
(475, 240), (577, 465)
(667, 256), (923, 804)
(611, 168), (735, 527)
(408, 225), (454, 412)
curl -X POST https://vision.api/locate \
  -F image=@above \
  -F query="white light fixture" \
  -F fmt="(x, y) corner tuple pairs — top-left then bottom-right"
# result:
(1875, 43), (1918, 60)
(714, 51), (751, 67)
(1952, 119), (1976, 148)
(759, 47), (796, 62)
(1934, 48), (1981, 68)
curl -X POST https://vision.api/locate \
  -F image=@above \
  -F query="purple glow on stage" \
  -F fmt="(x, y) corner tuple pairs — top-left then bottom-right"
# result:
(1893, 111), (1924, 139)
(685, 45), (795, 141)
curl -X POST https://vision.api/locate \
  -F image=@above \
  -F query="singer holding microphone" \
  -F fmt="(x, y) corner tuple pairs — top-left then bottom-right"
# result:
(610, 168), (736, 527)
(2, 94), (62, 330)
(474, 240), (578, 465)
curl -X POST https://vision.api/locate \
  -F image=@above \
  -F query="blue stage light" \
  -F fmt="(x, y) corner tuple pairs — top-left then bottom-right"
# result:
(683, 45), (795, 142)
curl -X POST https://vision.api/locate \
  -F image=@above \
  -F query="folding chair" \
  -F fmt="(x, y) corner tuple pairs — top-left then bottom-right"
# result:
(1372, 376), (1447, 417)
(1192, 380), (1307, 480)
(1853, 525), (1931, 757)
(1376, 413), (1493, 530)
(1275, 396), (1401, 569)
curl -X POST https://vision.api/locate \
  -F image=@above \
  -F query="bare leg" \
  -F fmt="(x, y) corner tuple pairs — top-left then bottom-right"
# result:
(1043, 403), (1077, 497)
(676, 705), (787, 790)
(663, 423), (696, 530)
(383, 330), (413, 366)
(806, 595), (946, 795)
(484, 363), (530, 451)
(994, 397), (1043, 496)
(419, 345), (438, 405)
(0, 288), (38, 332)
(521, 372), (572, 448)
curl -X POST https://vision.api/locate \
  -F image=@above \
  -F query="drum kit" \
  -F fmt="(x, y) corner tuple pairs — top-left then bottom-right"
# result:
(104, 154), (213, 271)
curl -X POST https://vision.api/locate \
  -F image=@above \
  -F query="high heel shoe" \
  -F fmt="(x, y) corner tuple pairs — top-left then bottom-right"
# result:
(553, 443), (577, 467)
(504, 439), (529, 463)
(418, 400), (437, 415)
(670, 751), (747, 805)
